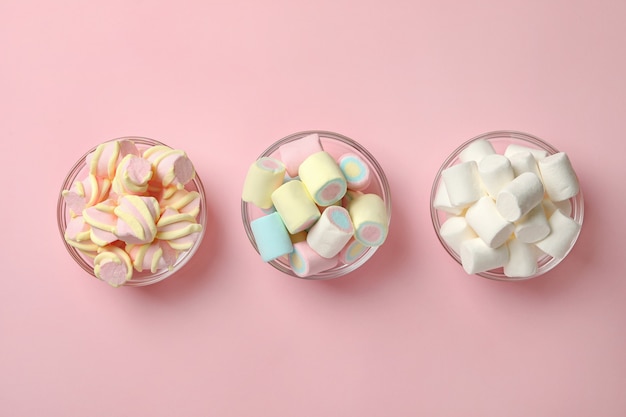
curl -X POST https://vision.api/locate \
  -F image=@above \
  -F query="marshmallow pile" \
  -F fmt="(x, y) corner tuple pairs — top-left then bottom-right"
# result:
(433, 139), (581, 278)
(242, 133), (389, 277)
(62, 139), (203, 287)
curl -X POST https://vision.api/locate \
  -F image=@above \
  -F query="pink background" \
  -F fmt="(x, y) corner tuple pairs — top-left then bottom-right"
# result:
(2, 0), (626, 416)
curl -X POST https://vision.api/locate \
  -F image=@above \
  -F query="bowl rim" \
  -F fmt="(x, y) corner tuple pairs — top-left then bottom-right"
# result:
(241, 130), (392, 280)
(430, 130), (584, 281)
(57, 136), (207, 287)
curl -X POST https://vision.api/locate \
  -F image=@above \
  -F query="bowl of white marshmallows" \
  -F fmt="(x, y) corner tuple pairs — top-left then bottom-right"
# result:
(430, 130), (584, 281)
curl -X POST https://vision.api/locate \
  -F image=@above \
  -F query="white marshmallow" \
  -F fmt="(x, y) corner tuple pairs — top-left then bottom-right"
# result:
(433, 181), (463, 215)
(534, 210), (581, 259)
(507, 151), (541, 178)
(504, 144), (548, 160)
(537, 152), (580, 202)
(496, 172), (544, 222)
(439, 216), (477, 254)
(306, 206), (354, 258)
(542, 197), (572, 218)
(459, 139), (496, 163)
(514, 204), (550, 243)
(460, 237), (509, 274)
(504, 239), (538, 278)
(478, 154), (515, 198)
(465, 196), (514, 248)
(441, 161), (485, 208)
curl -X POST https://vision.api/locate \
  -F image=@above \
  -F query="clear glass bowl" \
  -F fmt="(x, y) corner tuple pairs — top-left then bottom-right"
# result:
(57, 136), (207, 287)
(241, 130), (392, 280)
(430, 130), (584, 281)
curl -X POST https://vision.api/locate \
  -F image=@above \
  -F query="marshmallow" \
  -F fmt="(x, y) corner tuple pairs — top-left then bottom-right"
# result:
(439, 216), (477, 254)
(306, 206), (354, 258)
(86, 140), (122, 179)
(496, 172), (544, 222)
(433, 181), (464, 215)
(542, 197), (572, 218)
(82, 199), (119, 246)
(289, 241), (339, 277)
(271, 180), (321, 234)
(143, 145), (195, 189)
(93, 246), (133, 287)
(504, 144), (548, 160)
(348, 193), (388, 246)
(458, 139), (496, 163)
(514, 204), (550, 243)
(298, 151), (347, 206)
(338, 153), (371, 191)
(156, 208), (203, 251)
(114, 195), (160, 245)
(278, 133), (323, 178)
(250, 212), (294, 262)
(125, 240), (178, 273)
(111, 154), (153, 196)
(338, 238), (368, 265)
(64, 216), (99, 257)
(465, 196), (514, 248)
(62, 174), (111, 215)
(534, 210), (581, 259)
(241, 157), (286, 209)
(158, 188), (201, 218)
(441, 161), (484, 208)
(477, 154), (514, 198)
(507, 151), (541, 178)
(460, 237), (509, 275)
(504, 238), (538, 278)
(537, 152), (580, 202)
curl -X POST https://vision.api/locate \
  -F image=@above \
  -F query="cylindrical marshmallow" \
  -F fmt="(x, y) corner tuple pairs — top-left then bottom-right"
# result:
(86, 140), (121, 179)
(534, 210), (581, 259)
(126, 240), (178, 273)
(83, 199), (119, 247)
(278, 133), (323, 178)
(156, 208), (203, 251)
(112, 154), (153, 196)
(504, 239), (538, 278)
(348, 193), (388, 247)
(298, 151), (347, 206)
(507, 151), (541, 178)
(465, 196), (514, 248)
(143, 145), (195, 189)
(460, 237), (509, 275)
(271, 180), (321, 234)
(250, 212), (294, 262)
(93, 245), (133, 287)
(338, 153), (371, 191)
(441, 161), (484, 208)
(477, 154), (515, 198)
(542, 197), (572, 218)
(338, 238), (368, 265)
(496, 172), (544, 222)
(439, 216), (477, 254)
(514, 204), (550, 243)
(289, 241), (338, 277)
(537, 152), (580, 202)
(459, 139), (496, 163)
(306, 206), (354, 258)
(242, 157), (286, 209)
(62, 174), (111, 215)
(433, 181), (464, 215)
(114, 195), (160, 245)
(504, 144), (548, 160)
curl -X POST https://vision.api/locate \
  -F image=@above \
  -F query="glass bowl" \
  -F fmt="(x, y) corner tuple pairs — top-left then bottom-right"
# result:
(241, 130), (392, 280)
(57, 136), (207, 287)
(430, 130), (584, 281)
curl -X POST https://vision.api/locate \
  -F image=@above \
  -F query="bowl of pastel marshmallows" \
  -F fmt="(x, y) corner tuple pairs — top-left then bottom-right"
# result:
(241, 131), (391, 279)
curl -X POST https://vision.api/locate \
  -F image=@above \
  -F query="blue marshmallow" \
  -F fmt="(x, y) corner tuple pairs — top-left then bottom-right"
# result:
(250, 212), (294, 262)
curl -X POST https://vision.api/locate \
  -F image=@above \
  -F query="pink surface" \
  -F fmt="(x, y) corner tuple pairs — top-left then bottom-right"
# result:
(1, 0), (626, 416)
